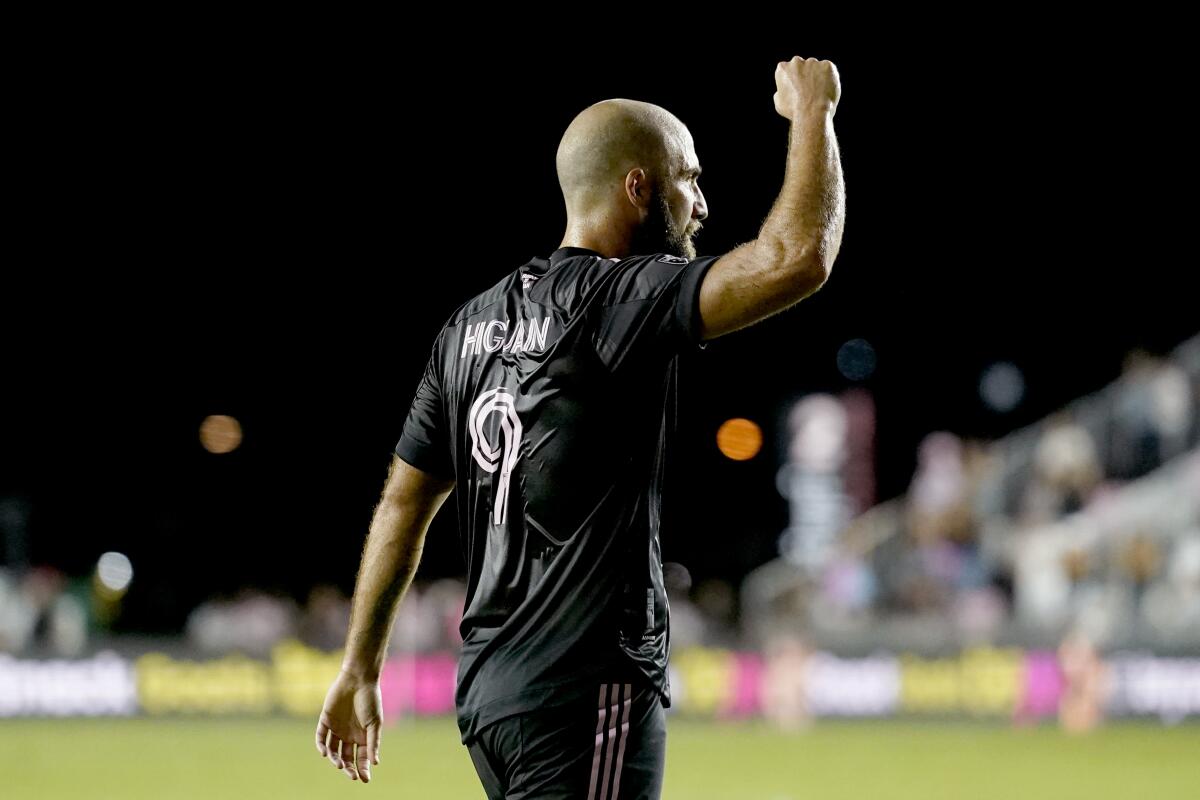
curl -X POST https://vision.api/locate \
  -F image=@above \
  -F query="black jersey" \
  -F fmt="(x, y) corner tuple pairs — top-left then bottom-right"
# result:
(394, 245), (719, 744)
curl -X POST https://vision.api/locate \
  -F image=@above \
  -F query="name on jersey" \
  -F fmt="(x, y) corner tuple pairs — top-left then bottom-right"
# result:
(460, 317), (552, 359)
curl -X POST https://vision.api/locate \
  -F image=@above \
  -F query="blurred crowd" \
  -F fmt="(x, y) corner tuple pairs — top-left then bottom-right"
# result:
(0, 565), (90, 657)
(181, 577), (467, 658)
(0, 567), (467, 660)
(747, 337), (1200, 651)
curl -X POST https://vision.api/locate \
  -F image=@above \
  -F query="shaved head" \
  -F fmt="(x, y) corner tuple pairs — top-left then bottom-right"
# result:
(555, 98), (706, 260)
(556, 98), (689, 216)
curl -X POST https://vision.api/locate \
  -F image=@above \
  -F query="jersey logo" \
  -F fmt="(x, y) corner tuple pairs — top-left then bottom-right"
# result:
(468, 387), (522, 526)
(656, 254), (689, 265)
(521, 274), (539, 291)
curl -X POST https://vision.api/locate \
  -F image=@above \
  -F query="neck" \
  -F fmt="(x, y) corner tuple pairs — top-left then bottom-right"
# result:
(559, 217), (634, 259)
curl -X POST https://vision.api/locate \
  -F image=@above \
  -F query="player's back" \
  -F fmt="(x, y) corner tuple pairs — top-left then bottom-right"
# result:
(394, 245), (719, 744)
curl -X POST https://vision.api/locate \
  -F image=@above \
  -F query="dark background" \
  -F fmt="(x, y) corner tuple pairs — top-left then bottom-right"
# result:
(4, 28), (1193, 632)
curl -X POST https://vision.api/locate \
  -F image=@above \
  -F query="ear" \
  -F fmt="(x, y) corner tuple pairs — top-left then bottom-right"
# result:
(623, 167), (650, 210)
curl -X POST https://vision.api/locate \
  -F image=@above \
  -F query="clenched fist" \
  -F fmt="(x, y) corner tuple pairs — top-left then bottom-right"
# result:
(774, 56), (841, 120)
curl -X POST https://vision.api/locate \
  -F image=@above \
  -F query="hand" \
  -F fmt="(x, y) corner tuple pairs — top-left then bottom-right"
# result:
(315, 668), (383, 783)
(774, 56), (841, 121)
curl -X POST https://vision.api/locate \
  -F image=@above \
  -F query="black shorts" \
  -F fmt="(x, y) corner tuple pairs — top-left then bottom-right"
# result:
(465, 680), (666, 800)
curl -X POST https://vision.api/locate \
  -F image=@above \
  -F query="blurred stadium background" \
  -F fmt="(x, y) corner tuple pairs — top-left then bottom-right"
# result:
(4, 28), (1197, 800)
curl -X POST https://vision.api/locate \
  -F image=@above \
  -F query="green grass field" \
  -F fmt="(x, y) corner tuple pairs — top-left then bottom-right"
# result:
(4, 717), (1197, 799)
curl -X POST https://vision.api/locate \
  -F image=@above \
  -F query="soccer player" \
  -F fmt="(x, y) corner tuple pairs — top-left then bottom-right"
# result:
(315, 56), (845, 798)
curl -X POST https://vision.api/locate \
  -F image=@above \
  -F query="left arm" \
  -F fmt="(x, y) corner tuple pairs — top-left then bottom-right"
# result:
(315, 454), (455, 783)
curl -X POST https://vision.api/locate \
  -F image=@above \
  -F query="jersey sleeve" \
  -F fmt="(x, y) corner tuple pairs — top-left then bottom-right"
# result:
(394, 330), (455, 480)
(591, 252), (720, 369)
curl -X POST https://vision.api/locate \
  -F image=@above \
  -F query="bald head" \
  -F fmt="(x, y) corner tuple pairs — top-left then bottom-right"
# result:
(556, 98), (689, 217)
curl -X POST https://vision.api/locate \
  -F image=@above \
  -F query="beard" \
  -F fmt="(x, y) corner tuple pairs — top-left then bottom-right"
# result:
(628, 185), (700, 260)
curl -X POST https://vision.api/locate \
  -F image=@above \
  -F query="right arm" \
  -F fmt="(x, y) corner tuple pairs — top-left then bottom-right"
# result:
(696, 57), (846, 341)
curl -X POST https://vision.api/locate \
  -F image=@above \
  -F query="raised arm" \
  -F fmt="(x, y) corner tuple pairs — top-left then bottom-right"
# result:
(696, 57), (846, 341)
(314, 454), (455, 783)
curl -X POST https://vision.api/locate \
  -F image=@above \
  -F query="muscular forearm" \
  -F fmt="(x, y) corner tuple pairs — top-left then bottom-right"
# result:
(696, 105), (846, 339)
(315, 459), (451, 781)
(758, 106), (845, 286)
(339, 497), (429, 682)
